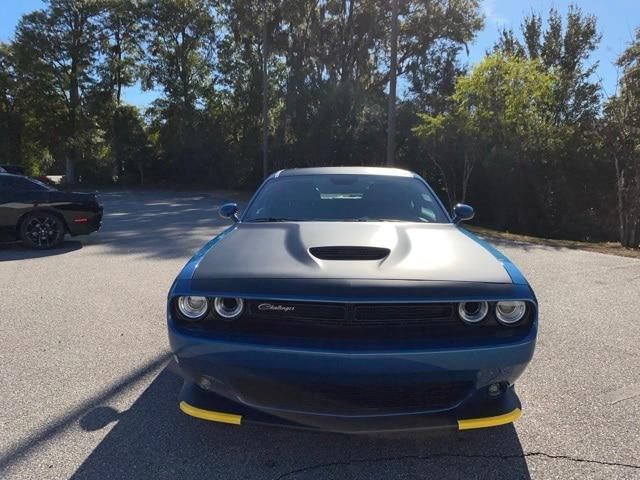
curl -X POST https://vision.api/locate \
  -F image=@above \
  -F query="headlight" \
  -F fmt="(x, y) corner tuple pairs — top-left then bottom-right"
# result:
(495, 301), (527, 324)
(213, 297), (244, 319)
(177, 296), (209, 321)
(458, 301), (489, 323)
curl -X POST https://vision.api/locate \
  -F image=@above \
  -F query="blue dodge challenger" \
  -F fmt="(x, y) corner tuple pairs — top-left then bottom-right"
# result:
(168, 167), (537, 433)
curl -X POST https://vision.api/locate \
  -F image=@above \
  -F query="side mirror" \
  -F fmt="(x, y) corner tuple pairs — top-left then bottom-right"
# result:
(219, 202), (239, 222)
(452, 203), (474, 224)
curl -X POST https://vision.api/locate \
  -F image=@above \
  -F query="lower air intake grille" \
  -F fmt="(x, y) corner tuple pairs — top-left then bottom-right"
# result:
(234, 376), (473, 414)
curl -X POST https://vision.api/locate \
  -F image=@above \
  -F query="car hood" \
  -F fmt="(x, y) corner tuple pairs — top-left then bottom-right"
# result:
(192, 222), (511, 284)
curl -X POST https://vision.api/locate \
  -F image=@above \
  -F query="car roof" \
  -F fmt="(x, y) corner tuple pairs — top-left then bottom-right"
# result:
(0, 173), (27, 178)
(274, 166), (417, 178)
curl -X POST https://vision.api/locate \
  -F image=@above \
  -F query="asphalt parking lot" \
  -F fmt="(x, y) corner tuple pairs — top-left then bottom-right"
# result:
(1, 189), (639, 480)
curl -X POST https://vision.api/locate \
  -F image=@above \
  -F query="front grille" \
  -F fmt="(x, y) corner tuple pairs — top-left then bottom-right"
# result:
(354, 304), (453, 326)
(309, 246), (390, 260)
(242, 301), (458, 334)
(234, 375), (473, 413)
(249, 301), (346, 326)
(174, 299), (533, 344)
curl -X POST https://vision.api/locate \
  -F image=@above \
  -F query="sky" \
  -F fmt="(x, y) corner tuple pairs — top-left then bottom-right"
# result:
(1, 0), (639, 106)
(469, 0), (640, 97)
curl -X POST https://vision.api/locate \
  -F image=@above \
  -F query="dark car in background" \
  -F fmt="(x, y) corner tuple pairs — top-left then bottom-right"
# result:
(0, 173), (103, 249)
(0, 165), (26, 175)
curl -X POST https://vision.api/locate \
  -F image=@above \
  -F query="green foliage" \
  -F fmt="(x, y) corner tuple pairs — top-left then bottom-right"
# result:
(603, 28), (640, 247)
(0, 1), (638, 245)
(12, 0), (103, 181)
(96, 0), (147, 105)
(143, 0), (216, 107)
(111, 105), (154, 184)
(453, 53), (558, 150)
(414, 5), (612, 241)
(414, 53), (561, 221)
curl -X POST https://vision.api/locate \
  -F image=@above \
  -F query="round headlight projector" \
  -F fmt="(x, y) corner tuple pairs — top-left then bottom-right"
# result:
(177, 296), (209, 320)
(495, 301), (527, 324)
(458, 301), (489, 323)
(213, 297), (244, 320)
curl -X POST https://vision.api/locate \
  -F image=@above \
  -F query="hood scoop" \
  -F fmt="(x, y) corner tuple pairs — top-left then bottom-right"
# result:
(309, 246), (390, 261)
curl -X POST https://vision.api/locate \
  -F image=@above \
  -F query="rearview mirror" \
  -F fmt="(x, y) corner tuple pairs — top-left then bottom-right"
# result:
(452, 203), (474, 224)
(219, 202), (239, 222)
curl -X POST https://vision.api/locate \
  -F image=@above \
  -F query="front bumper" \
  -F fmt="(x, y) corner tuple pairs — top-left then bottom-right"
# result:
(169, 324), (536, 433)
(178, 380), (522, 433)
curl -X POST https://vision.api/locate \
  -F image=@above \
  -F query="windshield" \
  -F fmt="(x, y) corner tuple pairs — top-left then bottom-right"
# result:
(243, 174), (449, 223)
(28, 178), (56, 191)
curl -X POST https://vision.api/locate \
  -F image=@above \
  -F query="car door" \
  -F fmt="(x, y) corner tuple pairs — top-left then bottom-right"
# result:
(0, 176), (51, 231)
(0, 177), (10, 236)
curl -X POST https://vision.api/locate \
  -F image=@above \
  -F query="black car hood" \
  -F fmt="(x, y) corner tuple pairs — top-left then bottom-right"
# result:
(192, 222), (511, 286)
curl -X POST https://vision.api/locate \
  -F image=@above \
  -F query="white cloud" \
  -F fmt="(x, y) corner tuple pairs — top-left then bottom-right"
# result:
(482, 0), (508, 27)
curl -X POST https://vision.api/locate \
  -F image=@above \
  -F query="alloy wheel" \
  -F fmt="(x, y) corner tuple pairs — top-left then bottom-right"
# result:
(25, 215), (61, 249)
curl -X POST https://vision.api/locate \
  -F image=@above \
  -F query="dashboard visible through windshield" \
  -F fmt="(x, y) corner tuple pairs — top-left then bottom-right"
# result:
(243, 174), (449, 223)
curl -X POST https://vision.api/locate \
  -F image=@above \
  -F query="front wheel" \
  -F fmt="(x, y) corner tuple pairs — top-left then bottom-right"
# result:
(20, 212), (65, 249)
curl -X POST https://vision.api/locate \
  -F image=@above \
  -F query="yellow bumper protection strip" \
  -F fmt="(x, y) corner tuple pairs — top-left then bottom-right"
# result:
(457, 408), (521, 430)
(179, 401), (242, 425)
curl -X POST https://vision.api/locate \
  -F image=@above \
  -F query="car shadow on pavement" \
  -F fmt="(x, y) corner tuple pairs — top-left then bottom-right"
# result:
(0, 240), (82, 261)
(84, 190), (242, 260)
(71, 366), (531, 480)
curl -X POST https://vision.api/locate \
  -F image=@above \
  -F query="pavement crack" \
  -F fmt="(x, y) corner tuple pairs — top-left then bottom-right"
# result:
(523, 452), (640, 469)
(273, 451), (640, 479)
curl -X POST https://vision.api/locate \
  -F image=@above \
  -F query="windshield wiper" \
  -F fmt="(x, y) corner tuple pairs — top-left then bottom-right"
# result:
(350, 218), (405, 222)
(248, 217), (301, 222)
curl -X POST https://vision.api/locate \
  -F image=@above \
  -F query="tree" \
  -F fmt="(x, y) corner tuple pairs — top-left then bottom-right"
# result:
(603, 29), (640, 248)
(380, 0), (484, 103)
(111, 105), (154, 184)
(413, 109), (479, 207)
(414, 53), (561, 230)
(490, 5), (606, 238)
(142, 0), (217, 180)
(261, 2), (270, 178)
(494, 6), (600, 125)
(14, 0), (102, 183)
(0, 44), (21, 166)
(1, 41), (65, 175)
(0, 0), (630, 247)
(216, 0), (282, 182)
(143, 0), (216, 110)
(96, 0), (146, 106)
(386, 0), (399, 166)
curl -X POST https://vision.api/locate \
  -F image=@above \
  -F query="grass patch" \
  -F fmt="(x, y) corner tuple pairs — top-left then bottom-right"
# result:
(467, 225), (640, 259)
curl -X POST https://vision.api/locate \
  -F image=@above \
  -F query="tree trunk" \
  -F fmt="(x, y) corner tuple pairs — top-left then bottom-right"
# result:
(385, 0), (398, 166)
(425, 150), (453, 209)
(67, 12), (81, 184)
(261, 4), (269, 179)
(461, 151), (475, 204)
(613, 153), (626, 245)
(115, 29), (122, 106)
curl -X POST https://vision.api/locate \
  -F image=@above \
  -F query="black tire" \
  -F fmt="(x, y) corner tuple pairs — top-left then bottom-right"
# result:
(19, 212), (65, 249)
